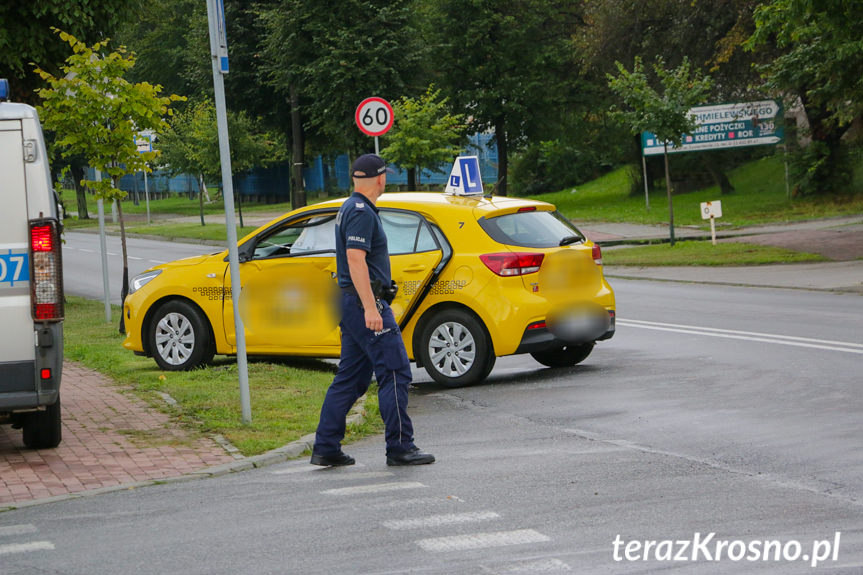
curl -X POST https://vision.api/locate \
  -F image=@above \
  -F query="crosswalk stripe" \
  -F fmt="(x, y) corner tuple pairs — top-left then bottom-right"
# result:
(0, 525), (38, 538)
(0, 541), (55, 556)
(383, 511), (500, 530)
(416, 529), (550, 552)
(487, 558), (571, 573)
(321, 481), (426, 496)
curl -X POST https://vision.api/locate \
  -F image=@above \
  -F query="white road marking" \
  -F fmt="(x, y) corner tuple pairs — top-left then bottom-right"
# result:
(486, 558), (571, 573)
(321, 481), (426, 496)
(383, 511), (500, 530)
(0, 524), (38, 537)
(0, 541), (55, 556)
(270, 465), (319, 475)
(416, 529), (550, 552)
(618, 318), (863, 354)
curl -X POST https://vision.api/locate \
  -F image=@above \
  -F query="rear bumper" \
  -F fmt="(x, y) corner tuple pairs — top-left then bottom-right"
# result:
(515, 310), (615, 354)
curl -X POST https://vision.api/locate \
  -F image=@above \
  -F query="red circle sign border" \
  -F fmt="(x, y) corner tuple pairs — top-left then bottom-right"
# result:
(355, 97), (394, 137)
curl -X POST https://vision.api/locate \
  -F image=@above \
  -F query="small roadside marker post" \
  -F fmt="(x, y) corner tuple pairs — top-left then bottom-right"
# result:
(700, 201), (723, 246)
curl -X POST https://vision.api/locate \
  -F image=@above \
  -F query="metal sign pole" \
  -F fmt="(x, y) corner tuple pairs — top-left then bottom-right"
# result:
(144, 168), (151, 225)
(374, 136), (380, 156)
(206, 0), (251, 424)
(95, 169), (111, 322)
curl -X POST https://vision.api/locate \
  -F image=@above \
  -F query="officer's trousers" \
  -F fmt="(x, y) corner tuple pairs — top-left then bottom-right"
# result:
(313, 291), (415, 456)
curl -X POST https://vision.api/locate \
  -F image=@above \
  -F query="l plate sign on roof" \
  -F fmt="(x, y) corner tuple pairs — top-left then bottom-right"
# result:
(445, 156), (483, 196)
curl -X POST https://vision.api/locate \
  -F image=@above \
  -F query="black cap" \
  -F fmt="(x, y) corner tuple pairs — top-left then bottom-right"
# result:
(351, 154), (392, 178)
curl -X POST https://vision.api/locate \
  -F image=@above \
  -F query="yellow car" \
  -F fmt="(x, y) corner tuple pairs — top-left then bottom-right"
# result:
(123, 192), (615, 387)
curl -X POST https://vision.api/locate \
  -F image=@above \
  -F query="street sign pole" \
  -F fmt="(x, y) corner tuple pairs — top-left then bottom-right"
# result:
(144, 168), (150, 225)
(206, 0), (251, 424)
(375, 136), (380, 156)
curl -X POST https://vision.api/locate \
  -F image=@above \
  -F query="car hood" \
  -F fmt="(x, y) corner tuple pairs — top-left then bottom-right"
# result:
(152, 251), (225, 271)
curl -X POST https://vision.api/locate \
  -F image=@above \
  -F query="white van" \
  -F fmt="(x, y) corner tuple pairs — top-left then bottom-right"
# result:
(0, 79), (64, 449)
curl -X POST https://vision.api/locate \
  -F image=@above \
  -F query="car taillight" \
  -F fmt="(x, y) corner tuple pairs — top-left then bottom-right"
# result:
(30, 219), (64, 322)
(480, 252), (545, 276)
(592, 244), (603, 265)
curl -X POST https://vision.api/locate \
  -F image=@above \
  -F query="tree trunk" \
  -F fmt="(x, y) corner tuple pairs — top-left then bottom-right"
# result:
(663, 143), (675, 247)
(115, 195), (129, 334)
(198, 174), (206, 226)
(290, 84), (306, 209)
(407, 167), (417, 191)
(71, 164), (89, 219)
(495, 115), (508, 197)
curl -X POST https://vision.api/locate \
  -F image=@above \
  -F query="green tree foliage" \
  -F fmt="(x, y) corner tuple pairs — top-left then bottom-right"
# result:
(34, 30), (183, 321)
(262, 0), (422, 153)
(380, 87), (465, 190)
(746, 0), (863, 194)
(608, 56), (712, 244)
(0, 0), (143, 102)
(158, 98), (286, 224)
(425, 0), (579, 196)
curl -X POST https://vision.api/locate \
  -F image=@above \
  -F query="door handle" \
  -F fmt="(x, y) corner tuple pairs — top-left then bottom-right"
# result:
(403, 265), (427, 272)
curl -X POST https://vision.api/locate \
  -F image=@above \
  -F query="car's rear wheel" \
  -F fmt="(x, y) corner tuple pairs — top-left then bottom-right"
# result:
(419, 309), (494, 387)
(530, 343), (594, 368)
(149, 300), (213, 371)
(22, 395), (62, 449)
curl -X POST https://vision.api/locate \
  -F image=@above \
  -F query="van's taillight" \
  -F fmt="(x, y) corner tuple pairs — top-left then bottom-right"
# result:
(592, 244), (603, 265)
(480, 252), (545, 276)
(30, 219), (64, 322)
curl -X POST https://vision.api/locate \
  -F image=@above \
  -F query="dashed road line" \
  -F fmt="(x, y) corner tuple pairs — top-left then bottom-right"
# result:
(383, 511), (500, 530)
(0, 541), (55, 556)
(321, 481), (426, 496)
(416, 529), (551, 552)
(0, 524), (38, 537)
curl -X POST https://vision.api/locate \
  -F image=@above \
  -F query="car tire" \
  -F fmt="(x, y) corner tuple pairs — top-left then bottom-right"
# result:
(22, 395), (62, 449)
(419, 309), (494, 387)
(149, 300), (213, 371)
(530, 343), (594, 368)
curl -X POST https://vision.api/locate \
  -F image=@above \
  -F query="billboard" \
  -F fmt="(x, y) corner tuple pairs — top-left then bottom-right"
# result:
(642, 100), (784, 156)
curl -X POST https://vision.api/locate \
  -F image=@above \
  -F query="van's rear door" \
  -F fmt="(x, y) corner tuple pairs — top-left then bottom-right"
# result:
(0, 119), (36, 400)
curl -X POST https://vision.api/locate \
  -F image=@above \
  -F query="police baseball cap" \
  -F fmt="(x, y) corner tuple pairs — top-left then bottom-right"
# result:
(351, 154), (393, 178)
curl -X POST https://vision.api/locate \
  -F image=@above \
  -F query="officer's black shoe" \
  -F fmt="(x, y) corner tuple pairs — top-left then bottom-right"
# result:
(310, 451), (355, 467)
(386, 447), (435, 466)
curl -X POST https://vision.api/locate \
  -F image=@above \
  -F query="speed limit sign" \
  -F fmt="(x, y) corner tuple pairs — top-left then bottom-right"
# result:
(355, 97), (394, 137)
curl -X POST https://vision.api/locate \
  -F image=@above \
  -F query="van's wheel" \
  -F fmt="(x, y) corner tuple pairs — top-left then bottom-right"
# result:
(531, 343), (594, 368)
(419, 309), (494, 387)
(149, 300), (213, 371)
(22, 396), (62, 449)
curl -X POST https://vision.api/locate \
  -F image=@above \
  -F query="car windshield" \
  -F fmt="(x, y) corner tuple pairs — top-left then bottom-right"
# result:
(478, 210), (585, 248)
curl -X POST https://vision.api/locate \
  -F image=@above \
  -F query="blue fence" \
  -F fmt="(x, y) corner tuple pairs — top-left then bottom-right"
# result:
(97, 133), (498, 200)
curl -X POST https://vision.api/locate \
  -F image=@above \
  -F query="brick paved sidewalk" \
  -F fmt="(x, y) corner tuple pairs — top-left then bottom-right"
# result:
(0, 362), (236, 506)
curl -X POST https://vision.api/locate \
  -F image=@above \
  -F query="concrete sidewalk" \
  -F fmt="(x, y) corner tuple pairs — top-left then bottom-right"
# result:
(579, 215), (863, 293)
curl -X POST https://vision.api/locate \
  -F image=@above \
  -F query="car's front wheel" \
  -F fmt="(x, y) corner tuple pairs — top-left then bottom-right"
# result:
(530, 342), (594, 368)
(419, 309), (494, 387)
(149, 300), (214, 371)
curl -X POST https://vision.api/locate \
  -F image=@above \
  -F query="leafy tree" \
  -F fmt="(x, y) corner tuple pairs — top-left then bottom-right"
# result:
(158, 99), (286, 226)
(34, 30), (182, 329)
(425, 0), (580, 196)
(0, 0), (143, 103)
(381, 87), (465, 190)
(607, 57), (712, 245)
(261, 0), (423, 207)
(746, 0), (863, 194)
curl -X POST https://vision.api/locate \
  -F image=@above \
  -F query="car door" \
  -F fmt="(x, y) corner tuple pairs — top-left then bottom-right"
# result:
(379, 209), (444, 326)
(223, 211), (341, 355)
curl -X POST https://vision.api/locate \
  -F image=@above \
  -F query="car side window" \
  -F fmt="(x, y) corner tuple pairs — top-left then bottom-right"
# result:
(252, 214), (336, 259)
(380, 211), (438, 255)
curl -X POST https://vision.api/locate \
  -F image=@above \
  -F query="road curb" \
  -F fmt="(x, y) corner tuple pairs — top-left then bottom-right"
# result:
(0, 396), (368, 513)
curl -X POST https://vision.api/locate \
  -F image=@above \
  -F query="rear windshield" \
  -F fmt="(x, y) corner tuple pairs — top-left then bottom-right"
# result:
(478, 210), (585, 248)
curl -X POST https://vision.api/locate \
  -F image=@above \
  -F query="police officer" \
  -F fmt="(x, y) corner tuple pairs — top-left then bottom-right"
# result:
(311, 154), (435, 467)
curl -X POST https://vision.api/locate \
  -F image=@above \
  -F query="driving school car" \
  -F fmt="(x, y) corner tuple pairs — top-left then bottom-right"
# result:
(122, 192), (615, 387)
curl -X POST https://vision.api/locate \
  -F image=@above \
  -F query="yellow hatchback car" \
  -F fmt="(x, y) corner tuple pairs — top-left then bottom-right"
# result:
(123, 192), (615, 387)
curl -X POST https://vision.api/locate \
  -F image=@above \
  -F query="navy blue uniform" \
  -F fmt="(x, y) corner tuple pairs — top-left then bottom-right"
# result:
(314, 193), (416, 456)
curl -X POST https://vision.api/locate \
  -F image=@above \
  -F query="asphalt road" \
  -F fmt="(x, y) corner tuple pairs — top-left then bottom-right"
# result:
(62, 231), (222, 304)
(8, 240), (861, 574)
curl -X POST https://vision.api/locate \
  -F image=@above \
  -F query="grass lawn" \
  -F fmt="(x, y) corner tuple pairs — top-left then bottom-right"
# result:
(539, 155), (863, 228)
(124, 222), (260, 243)
(64, 296), (381, 456)
(603, 240), (827, 267)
